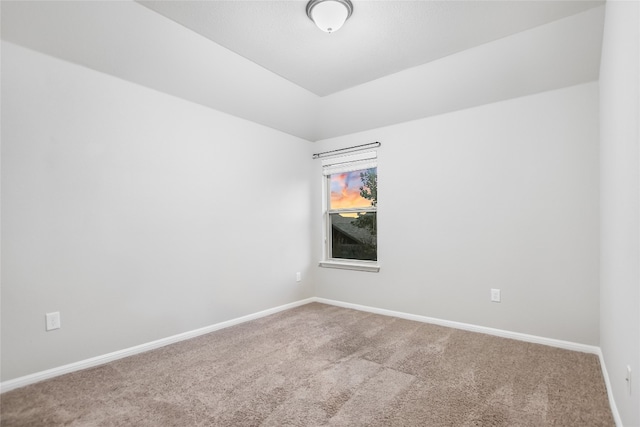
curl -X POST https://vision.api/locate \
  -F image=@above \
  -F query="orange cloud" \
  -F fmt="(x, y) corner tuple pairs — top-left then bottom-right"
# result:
(329, 170), (373, 209)
(331, 186), (370, 209)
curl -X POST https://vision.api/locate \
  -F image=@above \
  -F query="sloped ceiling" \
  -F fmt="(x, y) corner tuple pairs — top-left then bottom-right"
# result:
(139, 0), (603, 97)
(1, 1), (605, 141)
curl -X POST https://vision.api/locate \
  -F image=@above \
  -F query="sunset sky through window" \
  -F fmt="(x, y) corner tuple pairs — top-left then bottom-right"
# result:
(330, 168), (375, 210)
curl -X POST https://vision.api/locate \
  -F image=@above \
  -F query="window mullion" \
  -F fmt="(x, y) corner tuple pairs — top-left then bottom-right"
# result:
(328, 207), (376, 214)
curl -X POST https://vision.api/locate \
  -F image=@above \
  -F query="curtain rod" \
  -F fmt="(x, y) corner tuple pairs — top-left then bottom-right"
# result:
(312, 142), (381, 159)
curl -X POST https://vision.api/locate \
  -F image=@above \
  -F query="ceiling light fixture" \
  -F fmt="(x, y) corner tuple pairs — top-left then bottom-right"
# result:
(306, 0), (353, 34)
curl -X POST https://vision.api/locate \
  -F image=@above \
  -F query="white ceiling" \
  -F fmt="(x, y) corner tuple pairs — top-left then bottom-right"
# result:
(1, 1), (605, 141)
(138, 0), (603, 96)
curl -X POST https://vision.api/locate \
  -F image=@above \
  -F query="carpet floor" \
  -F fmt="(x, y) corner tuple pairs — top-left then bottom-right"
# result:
(1, 302), (614, 426)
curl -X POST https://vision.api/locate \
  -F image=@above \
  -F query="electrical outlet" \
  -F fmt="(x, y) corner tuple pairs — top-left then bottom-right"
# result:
(626, 365), (632, 395)
(490, 289), (501, 302)
(296, 272), (302, 282)
(45, 312), (61, 331)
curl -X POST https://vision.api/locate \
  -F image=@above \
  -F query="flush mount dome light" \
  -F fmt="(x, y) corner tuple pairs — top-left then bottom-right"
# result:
(306, 0), (353, 33)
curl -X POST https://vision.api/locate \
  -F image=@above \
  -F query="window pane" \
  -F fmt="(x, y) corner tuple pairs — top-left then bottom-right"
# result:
(330, 168), (377, 210)
(330, 212), (377, 261)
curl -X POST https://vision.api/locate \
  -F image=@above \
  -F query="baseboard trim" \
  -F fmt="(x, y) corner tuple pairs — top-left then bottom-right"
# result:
(596, 348), (624, 427)
(314, 297), (600, 354)
(314, 297), (622, 426)
(0, 298), (315, 393)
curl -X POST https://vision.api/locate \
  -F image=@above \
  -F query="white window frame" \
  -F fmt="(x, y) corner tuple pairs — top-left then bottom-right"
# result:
(319, 151), (380, 272)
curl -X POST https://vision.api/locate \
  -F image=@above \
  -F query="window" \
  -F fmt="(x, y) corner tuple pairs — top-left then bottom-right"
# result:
(320, 151), (379, 272)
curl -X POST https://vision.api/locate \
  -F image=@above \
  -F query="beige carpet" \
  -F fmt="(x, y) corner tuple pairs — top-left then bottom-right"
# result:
(1, 303), (614, 426)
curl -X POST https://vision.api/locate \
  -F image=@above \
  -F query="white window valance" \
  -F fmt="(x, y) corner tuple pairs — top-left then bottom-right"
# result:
(321, 151), (377, 176)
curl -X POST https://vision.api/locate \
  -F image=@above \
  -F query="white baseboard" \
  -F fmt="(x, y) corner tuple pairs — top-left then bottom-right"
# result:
(595, 348), (624, 427)
(314, 297), (600, 353)
(0, 298), (315, 393)
(314, 297), (622, 426)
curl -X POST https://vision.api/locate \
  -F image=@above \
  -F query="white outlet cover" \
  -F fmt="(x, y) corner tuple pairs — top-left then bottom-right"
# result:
(491, 289), (501, 302)
(46, 312), (61, 331)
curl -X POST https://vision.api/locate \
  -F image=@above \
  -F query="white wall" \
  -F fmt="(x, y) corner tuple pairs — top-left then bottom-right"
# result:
(313, 83), (600, 346)
(0, 42), (314, 382)
(599, 0), (640, 425)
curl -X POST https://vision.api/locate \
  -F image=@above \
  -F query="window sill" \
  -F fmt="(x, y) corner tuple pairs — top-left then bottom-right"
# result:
(319, 260), (380, 273)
